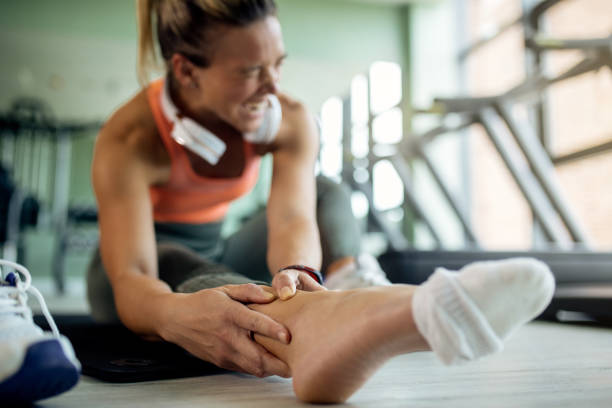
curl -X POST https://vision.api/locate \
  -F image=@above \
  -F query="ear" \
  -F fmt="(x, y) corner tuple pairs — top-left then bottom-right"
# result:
(170, 53), (199, 89)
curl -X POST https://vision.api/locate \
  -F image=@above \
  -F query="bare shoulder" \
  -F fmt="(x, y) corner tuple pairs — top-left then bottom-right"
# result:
(94, 89), (169, 186)
(277, 92), (309, 117)
(274, 92), (319, 155)
(98, 89), (156, 153)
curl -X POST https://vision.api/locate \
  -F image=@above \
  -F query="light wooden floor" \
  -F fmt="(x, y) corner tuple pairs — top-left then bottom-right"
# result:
(38, 321), (612, 407)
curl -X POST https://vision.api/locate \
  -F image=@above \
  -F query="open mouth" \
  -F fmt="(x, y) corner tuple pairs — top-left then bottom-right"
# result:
(243, 99), (269, 114)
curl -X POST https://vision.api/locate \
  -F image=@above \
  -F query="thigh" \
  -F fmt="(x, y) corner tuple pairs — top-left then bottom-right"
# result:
(220, 209), (271, 283)
(157, 242), (268, 292)
(86, 243), (267, 323)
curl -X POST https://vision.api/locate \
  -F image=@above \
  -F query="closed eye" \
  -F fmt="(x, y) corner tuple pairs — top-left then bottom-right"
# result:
(276, 54), (287, 68)
(242, 66), (262, 77)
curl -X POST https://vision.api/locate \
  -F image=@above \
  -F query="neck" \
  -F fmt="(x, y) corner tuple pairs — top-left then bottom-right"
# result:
(167, 77), (235, 136)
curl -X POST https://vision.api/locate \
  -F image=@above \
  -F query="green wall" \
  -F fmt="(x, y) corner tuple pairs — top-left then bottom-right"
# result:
(281, 0), (403, 60)
(0, 0), (411, 276)
(0, 0), (136, 40)
(0, 0), (407, 121)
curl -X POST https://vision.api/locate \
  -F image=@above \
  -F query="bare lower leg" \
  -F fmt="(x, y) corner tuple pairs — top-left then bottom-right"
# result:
(250, 286), (429, 403)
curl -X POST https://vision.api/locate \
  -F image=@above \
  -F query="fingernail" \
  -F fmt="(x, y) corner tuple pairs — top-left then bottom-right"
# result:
(263, 291), (275, 300)
(278, 331), (290, 344)
(280, 287), (293, 300)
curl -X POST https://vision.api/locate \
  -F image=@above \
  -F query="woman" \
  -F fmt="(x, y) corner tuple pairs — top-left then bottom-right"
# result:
(88, 0), (388, 378)
(87, 0), (555, 403)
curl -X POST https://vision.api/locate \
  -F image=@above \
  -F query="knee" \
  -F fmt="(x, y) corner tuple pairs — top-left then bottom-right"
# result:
(316, 175), (351, 203)
(86, 251), (120, 324)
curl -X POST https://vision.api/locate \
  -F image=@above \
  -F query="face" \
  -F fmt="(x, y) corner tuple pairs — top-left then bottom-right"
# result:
(185, 15), (286, 134)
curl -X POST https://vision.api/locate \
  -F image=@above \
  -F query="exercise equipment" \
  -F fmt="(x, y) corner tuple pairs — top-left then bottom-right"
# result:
(379, 249), (612, 323)
(0, 164), (39, 262)
(340, 0), (612, 325)
(334, 0), (611, 248)
(354, 31), (611, 249)
(0, 98), (101, 293)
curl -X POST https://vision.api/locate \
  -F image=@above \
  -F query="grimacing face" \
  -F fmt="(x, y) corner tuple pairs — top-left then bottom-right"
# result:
(190, 15), (286, 134)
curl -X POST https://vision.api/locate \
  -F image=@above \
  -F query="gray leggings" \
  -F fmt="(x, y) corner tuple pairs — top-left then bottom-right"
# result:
(87, 176), (361, 323)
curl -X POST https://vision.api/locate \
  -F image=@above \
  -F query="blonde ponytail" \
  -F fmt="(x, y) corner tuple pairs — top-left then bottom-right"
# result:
(136, 0), (158, 86)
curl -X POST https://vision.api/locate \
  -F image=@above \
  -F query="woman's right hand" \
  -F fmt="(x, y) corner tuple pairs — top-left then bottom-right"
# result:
(156, 283), (292, 378)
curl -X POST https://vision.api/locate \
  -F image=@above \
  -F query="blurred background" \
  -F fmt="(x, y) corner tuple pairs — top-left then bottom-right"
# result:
(0, 0), (611, 313)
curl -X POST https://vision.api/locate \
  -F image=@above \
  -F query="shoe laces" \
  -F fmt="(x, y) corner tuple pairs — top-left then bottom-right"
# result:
(0, 259), (60, 337)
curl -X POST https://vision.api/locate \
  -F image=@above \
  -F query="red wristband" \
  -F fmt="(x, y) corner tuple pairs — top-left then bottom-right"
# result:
(278, 265), (323, 284)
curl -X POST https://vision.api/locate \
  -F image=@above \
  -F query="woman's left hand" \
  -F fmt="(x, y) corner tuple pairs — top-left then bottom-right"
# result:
(272, 269), (327, 300)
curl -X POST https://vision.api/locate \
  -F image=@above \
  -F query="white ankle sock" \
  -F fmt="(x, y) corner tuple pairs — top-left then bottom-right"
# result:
(412, 258), (555, 365)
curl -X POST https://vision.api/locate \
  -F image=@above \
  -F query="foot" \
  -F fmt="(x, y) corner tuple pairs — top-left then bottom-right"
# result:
(457, 258), (555, 337)
(250, 286), (427, 403)
(324, 253), (391, 290)
(412, 257), (555, 365)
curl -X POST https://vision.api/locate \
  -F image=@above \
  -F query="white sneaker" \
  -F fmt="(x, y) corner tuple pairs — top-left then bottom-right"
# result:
(324, 253), (392, 290)
(0, 260), (80, 403)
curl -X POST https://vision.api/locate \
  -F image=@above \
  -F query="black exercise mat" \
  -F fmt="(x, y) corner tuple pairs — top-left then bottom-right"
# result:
(34, 315), (228, 383)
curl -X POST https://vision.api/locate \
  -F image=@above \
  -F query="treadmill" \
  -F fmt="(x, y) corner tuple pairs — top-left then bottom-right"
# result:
(378, 249), (612, 324)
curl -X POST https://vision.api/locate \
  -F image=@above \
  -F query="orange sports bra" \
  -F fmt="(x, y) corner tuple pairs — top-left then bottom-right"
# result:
(147, 79), (261, 224)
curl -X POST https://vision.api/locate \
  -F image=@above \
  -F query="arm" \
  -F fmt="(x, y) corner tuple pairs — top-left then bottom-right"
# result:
(266, 95), (325, 299)
(93, 110), (170, 336)
(92, 98), (290, 376)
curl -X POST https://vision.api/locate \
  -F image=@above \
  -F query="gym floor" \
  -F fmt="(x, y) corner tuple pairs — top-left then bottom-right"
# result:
(33, 280), (612, 408)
